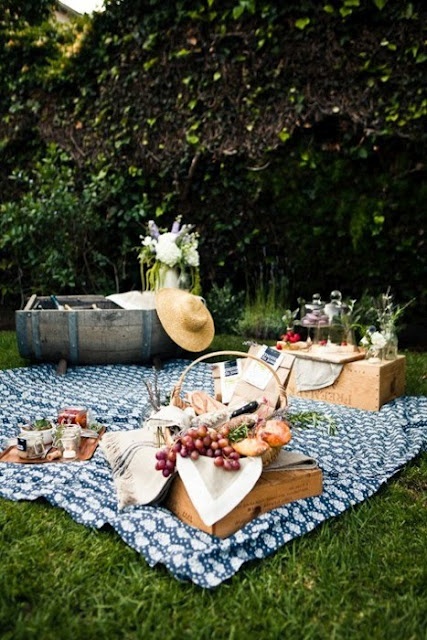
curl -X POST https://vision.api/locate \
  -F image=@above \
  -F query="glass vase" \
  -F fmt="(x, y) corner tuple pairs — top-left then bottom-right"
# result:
(366, 345), (382, 363)
(177, 269), (191, 291)
(382, 324), (398, 360)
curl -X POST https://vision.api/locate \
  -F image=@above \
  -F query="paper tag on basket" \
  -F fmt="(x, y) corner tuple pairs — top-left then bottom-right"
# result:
(176, 455), (263, 526)
(219, 358), (244, 404)
(242, 345), (284, 390)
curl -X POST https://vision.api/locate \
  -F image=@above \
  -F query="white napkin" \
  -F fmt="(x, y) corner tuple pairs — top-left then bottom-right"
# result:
(143, 405), (195, 435)
(294, 358), (343, 391)
(106, 290), (156, 310)
(176, 455), (263, 526)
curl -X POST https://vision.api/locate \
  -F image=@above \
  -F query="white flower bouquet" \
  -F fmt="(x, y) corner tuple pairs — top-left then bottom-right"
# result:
(138, 217), (201, 293)
(360, 327), (387, 350)
(359, 288), (414, 360)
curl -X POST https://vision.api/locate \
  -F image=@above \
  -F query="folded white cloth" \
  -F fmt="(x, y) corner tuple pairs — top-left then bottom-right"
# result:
(106, 290), (156, 310)
(176, 455), (263, 526)
(144, 405), (195, 435)
(294, 358), (343, 391)
(266, 449), (318, 471)
(100, 429), (172, 508)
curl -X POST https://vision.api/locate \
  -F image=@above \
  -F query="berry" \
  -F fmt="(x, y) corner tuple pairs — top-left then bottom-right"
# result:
(154, 425), (242, 473)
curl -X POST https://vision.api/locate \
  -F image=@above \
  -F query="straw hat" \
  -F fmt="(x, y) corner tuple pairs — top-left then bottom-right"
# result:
(155, 289), (215, 352)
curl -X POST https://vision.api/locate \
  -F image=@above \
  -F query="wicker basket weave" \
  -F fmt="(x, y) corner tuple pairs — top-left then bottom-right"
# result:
(170, 350), (288, 466)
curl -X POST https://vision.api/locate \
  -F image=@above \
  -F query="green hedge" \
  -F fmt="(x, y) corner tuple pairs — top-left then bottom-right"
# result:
(0, 0), (425, 327)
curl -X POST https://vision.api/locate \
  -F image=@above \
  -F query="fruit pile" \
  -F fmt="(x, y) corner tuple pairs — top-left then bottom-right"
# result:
(155, 423), (241, 476)
(278, 329), (301, 344)
(154, 414), (292, 477)
(276, 328), (305, 351)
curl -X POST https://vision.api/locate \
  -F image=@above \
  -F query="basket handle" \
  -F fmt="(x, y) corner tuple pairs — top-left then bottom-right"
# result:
(170, 350), (287, 409)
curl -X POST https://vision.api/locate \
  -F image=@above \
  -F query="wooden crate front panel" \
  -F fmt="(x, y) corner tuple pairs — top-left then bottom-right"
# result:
(165, 467), (323, 538)
(287, 355), (406, 411)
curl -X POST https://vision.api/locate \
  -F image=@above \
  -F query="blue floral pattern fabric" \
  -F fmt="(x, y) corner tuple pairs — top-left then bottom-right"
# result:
(0, 361), (426, 588)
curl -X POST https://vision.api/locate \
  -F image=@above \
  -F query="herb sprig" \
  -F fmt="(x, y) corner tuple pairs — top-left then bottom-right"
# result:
(228, 423), (251, 443)
(287, 411), (337, 436)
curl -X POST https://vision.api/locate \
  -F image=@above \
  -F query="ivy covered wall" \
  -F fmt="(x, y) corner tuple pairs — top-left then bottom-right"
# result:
(0, 0), (425, 329)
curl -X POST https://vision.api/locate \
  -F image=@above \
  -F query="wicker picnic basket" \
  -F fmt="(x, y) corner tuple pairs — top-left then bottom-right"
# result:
(170, 350), (288, 466)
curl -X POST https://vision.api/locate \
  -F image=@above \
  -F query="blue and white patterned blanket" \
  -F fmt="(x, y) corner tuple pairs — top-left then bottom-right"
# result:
(0, 361), (426, 588)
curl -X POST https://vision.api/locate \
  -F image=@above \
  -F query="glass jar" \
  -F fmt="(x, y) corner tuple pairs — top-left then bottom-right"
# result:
(55, 423), (81, 449)
(60, 434), (79, 460)
(366, 345), (382, 363)
(177, 269), (191, 291)
(17, 431), (46, 460)
(382, 324), (398, 360)
(314, 324), (330, 345)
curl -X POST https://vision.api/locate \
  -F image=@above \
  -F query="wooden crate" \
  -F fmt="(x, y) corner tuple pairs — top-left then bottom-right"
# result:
(287, 355), (406, 411)
(15, 294), (182, 366)
(164, 467), (323, 538)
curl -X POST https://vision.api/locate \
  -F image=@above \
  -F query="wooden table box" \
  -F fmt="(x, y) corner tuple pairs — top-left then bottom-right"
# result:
(287, 355), (406, 411)
(164, 466), (323, 538)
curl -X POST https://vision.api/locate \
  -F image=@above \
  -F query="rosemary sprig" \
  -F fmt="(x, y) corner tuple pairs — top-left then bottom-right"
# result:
(228, 423), (251, 443)
(287, 411), (337, 436)
(143, 369), (162, 412)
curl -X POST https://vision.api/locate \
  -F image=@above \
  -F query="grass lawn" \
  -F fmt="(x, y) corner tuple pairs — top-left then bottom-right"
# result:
(0, 330), (426, 640)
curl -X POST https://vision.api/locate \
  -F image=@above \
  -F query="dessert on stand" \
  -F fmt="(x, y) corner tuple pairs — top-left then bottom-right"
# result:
(276, 290), (363, 363)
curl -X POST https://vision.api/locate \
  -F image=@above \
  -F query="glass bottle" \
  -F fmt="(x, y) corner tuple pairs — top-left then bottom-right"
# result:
(382, 323), (398, 360)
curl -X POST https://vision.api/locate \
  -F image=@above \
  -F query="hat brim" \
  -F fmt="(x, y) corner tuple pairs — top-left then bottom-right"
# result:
(155, 288), (215, 352)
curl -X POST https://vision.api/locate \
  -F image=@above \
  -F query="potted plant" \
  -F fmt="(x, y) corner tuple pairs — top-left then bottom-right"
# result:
(22, 418), (54, 445)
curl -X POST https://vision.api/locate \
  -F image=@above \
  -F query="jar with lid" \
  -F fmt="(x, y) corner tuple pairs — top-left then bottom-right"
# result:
(17, 431), (46, 460)
(60, 434), (79, 460)
(55, 423), (81, 449)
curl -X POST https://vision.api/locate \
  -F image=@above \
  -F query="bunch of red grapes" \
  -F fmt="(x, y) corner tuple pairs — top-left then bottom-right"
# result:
(155, 423), (241, 477)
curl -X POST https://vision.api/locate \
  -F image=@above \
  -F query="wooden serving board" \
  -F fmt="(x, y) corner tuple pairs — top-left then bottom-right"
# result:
(0, 427), (105, 464)
(292, 349), (366, 364)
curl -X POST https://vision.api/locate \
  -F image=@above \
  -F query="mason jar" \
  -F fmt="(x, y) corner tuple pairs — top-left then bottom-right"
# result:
(16, 431), (46, 460)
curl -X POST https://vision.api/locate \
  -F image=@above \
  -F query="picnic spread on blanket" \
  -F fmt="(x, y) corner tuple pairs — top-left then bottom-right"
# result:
(3, 286), (426, 587)
(1, 353), (426, 587)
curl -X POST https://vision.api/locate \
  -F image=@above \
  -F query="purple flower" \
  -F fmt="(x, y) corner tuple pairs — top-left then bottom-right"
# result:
(171, 218), (181, 234)
(148, 220), (160, 239)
